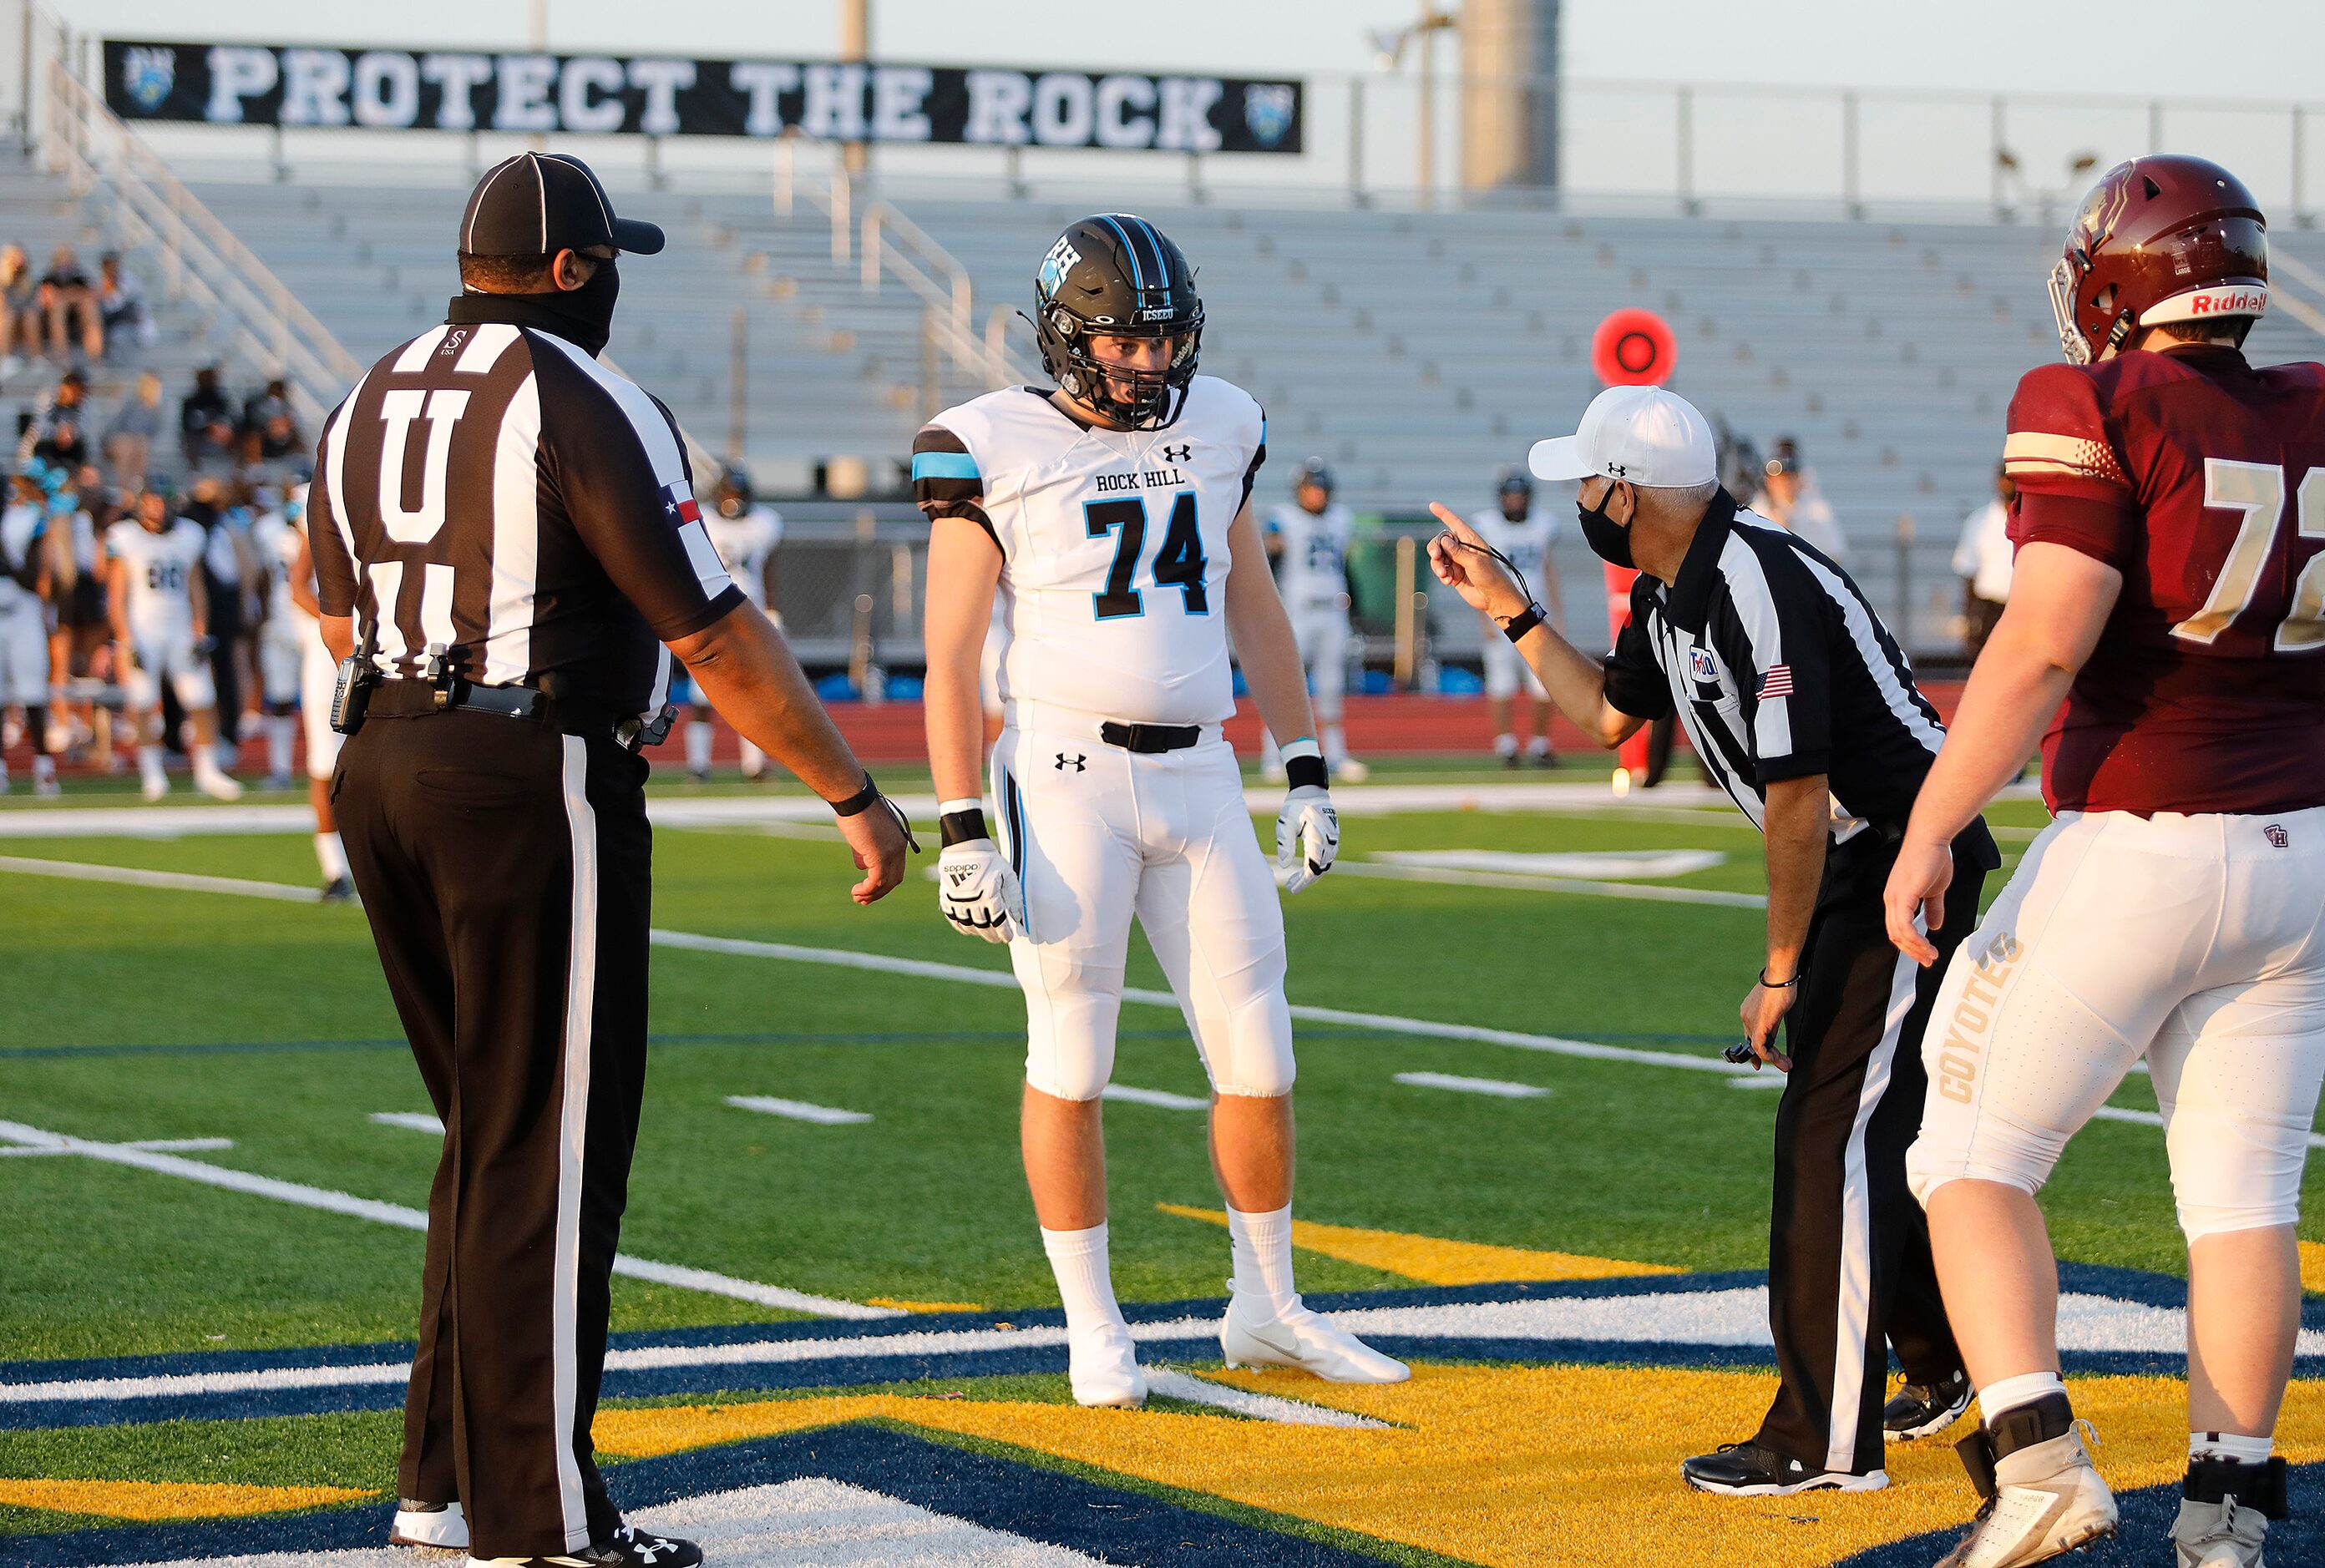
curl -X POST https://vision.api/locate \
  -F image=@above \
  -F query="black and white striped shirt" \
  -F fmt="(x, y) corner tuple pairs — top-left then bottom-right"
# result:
(309, 305), (740, 720)
(1602, 489), (1947, 839)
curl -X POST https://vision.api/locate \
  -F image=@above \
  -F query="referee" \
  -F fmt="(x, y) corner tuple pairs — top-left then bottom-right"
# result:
(309, 152), (910, 1567)
(1428, 384), (1998, 1496)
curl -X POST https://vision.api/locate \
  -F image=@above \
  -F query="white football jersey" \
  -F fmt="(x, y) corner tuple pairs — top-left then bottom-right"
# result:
(1265, 501), (1354, 611)
(705, 504), (783, 609)
(1470, 506), (1561, 597)
(922, 377), (1265, 726)
(0, 503), (42, 615)
(251, 509), (308, 629)
(107, 518), (205, 635)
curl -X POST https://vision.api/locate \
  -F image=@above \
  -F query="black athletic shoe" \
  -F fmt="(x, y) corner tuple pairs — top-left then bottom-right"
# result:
(1883, 1368), (1972, 1442)
(322, 876), (357, 904)
(485, 1525), (705, 1568)
(1681, 1440), (1887, 1496)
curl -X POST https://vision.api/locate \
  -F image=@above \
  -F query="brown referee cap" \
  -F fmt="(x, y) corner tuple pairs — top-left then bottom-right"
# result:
(458, 152), (665, 258)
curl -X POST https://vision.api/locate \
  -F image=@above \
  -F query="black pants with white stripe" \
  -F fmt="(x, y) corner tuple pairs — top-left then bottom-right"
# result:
(335, 711), (652, 1558)
(1754, 826), (1988, 1477)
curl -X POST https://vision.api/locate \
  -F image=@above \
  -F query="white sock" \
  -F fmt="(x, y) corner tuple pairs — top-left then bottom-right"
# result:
(266, 714), (295, 776)
(686, 720), (712, 773)
(314, 832), (347, 883)
(1040, 1222), (1126, 1336)
(1494, 731), (1518, 757)
(32, 754), (53, 782)
(1321, 723), (1346, 766)
(1228, 1203), (1298, 1316)
(738, 738), (765, 776)
(138, 743), (165, 781)
(2191, 1431), (2273, 1464)
(1527, 733), (1551, 756)
(1979, 1370), (2068, 1428)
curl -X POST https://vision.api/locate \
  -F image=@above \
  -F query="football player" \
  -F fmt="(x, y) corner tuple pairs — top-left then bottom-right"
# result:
(262, 483), (352, 898)
(686, 463), (784, 781)
(1469, 469), (1563, 767)
(1885, 155), (2323, 1568)
(0, 467), (58, 796)
(917, 215), (1406, 1409)
(1262, 458), (1365, 781)
(251, 486), (306, 789)
(105, 484), (241, 802)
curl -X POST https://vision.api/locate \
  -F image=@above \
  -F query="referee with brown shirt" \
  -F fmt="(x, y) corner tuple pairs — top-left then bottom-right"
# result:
(309, 152), (910, 1568)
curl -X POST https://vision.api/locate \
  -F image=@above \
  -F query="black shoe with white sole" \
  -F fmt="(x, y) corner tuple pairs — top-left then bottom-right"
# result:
(1883, 1368), (1972, 1442)
(1681, 1440), (1887, 1496)
(474, 1524), (705, 1568)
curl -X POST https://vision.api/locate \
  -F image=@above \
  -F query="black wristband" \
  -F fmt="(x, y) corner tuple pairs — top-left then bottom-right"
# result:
(828, 771), (880, 817)
(1284, 753), (1330, 792)
(1758, 967), (1801, 989)
(1500, 602), (1547, 643)
(939, 806), (990, 847)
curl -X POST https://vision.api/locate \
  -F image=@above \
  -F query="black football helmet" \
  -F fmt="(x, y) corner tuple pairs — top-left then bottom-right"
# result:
(1294, 457), (1334, 503)
(1033, 214), (1203, 428)
(714, 462), (753, 518)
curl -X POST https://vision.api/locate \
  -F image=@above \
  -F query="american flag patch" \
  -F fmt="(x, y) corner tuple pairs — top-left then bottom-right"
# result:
(660, 483), (702, 527)
(1759, 665), (1795, 699)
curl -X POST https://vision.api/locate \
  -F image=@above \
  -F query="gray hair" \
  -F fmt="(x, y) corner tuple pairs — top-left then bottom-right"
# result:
(1633, 477), (1721, 517)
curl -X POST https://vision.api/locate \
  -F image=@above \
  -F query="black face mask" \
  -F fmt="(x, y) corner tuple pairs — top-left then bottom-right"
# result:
(533, 256), (620, 357)
(1576, 485), (1634, 569)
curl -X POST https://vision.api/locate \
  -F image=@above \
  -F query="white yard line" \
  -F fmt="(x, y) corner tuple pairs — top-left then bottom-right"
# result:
(0, 1136), (234, 1156)
(1335, 858), (1767, 909)
(726, 1095), (873, 1125)
(2091, 1103), (2325, 1150)
(1101, 1085), (1208, 1110)
(0, 853), (322, 902)
(1393, 1071), (1548, 1099)
(1142, 1367), (1392, 1427)
(369, 1112), (444, 1134)
(0, 1118), (898, 1320)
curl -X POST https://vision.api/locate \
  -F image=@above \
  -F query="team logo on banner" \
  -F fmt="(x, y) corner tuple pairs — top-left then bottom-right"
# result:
(120, 46), (175, 113)
(1243, 83), (1295, 149)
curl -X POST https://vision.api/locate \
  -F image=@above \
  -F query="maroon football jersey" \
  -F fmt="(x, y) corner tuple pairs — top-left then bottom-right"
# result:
(2002, 344), (2325, 815)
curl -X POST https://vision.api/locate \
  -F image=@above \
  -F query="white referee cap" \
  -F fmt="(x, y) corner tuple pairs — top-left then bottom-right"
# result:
(1529, 385), (1718, 488)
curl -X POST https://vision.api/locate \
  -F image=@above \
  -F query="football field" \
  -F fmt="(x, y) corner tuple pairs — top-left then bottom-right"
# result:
(3, 762), (2321, 1568)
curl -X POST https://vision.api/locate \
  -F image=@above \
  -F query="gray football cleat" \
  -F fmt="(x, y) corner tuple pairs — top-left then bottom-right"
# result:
(1935, 1395), (2118, 1568)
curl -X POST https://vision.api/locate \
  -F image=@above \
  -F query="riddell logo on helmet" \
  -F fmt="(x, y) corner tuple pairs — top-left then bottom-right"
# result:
(2186, 287), (2267, 316)
(1934, 932), (2024, 1103)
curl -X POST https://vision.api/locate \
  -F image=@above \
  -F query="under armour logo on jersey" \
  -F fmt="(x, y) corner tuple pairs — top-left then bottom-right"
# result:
(1056, 752), (1087, 771)
(2266, 823), (2290, 848)
(1162, 443), (1192, 463)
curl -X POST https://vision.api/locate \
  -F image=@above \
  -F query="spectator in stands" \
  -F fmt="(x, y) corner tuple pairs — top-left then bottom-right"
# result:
(0, 245), (41, 378)
(180, 364), (236, 471)
(19, 370), (94, 473)
(37, 246), (102, 363)
(1951, 463), (2016, 659)
(39, 464), (109, 765)
(241, 379), (303, 470)
(95, 253), (156, 356)
(1750, 438), (1847, 560)
(104, 371), (165, 490)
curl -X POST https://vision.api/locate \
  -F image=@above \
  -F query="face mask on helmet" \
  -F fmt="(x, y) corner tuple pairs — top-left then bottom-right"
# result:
(1033, 217), (1205, 429)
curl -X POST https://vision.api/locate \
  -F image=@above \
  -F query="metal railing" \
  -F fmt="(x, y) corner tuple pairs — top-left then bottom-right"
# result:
(772, 138), (1035, 392)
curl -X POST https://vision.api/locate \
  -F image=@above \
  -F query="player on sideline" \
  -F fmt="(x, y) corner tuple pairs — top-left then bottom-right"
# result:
(104, 484), (241, 802)
(686, 464), (783, 781)
(1470, 469), (1563, 767)
(251, 486), (306, 791)
(1886, 156), (2324, 1568)
(1261, 458), (1365, 781)
(263, 483), (353, 900)
(917, 215), (1406, 1409)
(0, 468), (58, 796)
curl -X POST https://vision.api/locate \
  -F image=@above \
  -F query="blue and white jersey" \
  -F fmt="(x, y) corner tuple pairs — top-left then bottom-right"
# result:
(914, 376), (1266, 726)
(105, 518), (206, 637)
(1264, 500), (1354, 612)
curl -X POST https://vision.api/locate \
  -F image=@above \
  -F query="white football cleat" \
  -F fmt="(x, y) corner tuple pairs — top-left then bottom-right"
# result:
(1219, 1292), (1408, 1383)
(1937, 1428), (2118, 1568)
(1066, 1323), (1146, 1409)
(390, 1499), (467, 1549)
(192, 756), (243, 801)
(2171, 1497), (2270, 1567)
(1260, 761), (1287, 784)
(140, 770), (169, 802)
(1330, 757), (1370, 783)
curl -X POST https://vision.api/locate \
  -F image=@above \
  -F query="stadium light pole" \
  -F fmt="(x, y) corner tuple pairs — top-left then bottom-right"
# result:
(841, 0), (871, 178)
(1370, 4), (1458, 201)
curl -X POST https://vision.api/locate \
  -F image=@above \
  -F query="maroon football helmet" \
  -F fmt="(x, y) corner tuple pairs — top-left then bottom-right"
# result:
(2048, 154), (2269, 365)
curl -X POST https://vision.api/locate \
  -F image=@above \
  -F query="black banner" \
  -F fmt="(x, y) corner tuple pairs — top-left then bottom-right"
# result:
(102, 40), (1304, 154)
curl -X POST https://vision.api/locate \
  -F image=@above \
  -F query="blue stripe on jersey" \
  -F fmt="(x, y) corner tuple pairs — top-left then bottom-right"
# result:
(1099, 215), (1146, 290)
(912, 451), (981, 481)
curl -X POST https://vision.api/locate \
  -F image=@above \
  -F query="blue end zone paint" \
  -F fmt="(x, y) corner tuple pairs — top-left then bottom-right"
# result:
(10, 1268), (2319, 1430)
(1838, 1463), (2322, 1567)
(9, 1425), (1390, 1568)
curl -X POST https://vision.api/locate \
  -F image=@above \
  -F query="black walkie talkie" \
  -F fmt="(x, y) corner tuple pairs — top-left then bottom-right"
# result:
(330, 619), (379, 735)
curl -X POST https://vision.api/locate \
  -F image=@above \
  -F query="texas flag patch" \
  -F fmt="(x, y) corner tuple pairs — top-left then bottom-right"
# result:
(1759, 664), (1795, 699)
(660, 483), (702, 527)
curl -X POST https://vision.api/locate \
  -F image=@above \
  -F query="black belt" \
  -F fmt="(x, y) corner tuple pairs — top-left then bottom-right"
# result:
(365, 680), (664, 751)
(1099, 721), (1203, 754)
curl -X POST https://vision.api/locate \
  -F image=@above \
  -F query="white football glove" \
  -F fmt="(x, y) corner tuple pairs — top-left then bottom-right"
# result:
(938, 837), (1024, 943)
(1274, 785), (1340, 895)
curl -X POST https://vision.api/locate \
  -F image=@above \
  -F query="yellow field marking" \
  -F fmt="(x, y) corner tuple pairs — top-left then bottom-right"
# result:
(864, 1297), (985, 1314)
(2302, 1239), (2325, 1295)
(0, 1478), (372, 1520)
(594, 1366), (2325, 1568)
(1154, 1203), (1679, 1284)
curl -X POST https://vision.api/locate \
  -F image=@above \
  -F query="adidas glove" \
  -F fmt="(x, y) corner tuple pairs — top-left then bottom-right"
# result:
(938, 837), (1024, 943)
(1274, 784), (1340, 894)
